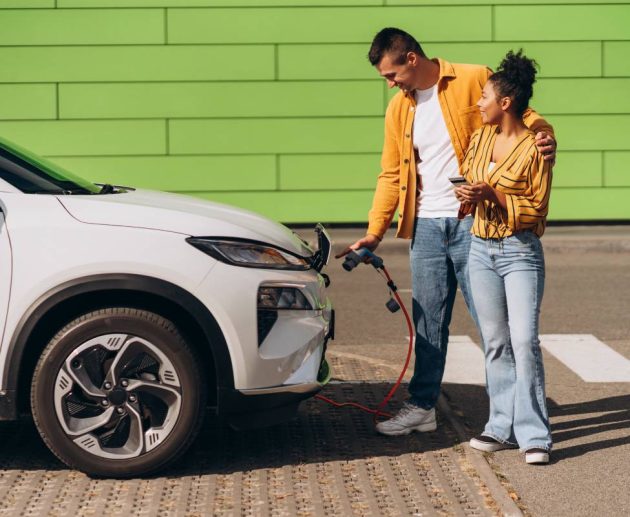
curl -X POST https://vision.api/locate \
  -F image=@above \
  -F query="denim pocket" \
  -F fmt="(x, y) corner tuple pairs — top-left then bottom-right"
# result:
(506, 232), (540, 250)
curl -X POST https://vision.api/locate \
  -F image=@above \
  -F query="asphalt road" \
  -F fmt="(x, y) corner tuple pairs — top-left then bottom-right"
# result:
(323, 225), (630, 517)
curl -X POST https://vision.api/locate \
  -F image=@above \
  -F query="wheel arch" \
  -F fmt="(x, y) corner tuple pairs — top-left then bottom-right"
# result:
(1, 274), (234, 419)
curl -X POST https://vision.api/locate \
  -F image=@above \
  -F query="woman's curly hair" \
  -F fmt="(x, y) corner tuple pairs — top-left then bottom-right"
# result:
(490, 49), (538, 117)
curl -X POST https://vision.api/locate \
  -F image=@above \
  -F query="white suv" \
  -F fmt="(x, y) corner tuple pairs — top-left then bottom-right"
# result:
(0, 136), (333, 477)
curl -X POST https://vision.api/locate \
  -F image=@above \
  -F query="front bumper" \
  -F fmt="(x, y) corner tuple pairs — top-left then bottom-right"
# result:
(202, 224), (334, 428)
(220, 316), (333, 430)
(219, 371), (329, 430)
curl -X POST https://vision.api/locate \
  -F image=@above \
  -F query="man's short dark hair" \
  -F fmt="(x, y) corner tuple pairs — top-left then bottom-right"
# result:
(368, 28), (425, 66)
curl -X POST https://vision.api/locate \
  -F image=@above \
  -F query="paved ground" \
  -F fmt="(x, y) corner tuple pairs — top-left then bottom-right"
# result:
(0, 352), (511, 516)
(326, 224), (630, 517)
(0, 224), (628, 516)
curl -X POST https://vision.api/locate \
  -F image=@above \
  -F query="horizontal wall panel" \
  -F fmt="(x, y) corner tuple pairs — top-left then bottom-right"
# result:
(534, 79), (630, 115)
(495, 5), (630, 41)
(546, 115), (630, 151)
(604, 152), (630, 187)
(0, 121), (165, 156)
(0, 0), (53, 6)
(192, 190), (375, 223)
(168, 6), (491, 44)
(169, 118), (383, 154)
(552, 152), (601, 188)
(279, 41), (601, 80)
(549, 188), (630, 220)
(0, 9), (164, 45)
(59, 81), (383, 119)
(50, 155), (276, 191)
(0, 84), (56, 120)
(59, 0), (381, 6)
(388, 0), (630, 4)
(426, 42), (601, 79)
(0, 46), (274, 83)
(604, 42), (630, 77)
(279, 44), (374, 80)
(280, 154), (380, 190)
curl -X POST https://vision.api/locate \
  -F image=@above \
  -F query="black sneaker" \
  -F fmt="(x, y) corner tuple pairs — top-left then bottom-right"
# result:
(470, 435), (518, 452)
(525, 448), (550, 464)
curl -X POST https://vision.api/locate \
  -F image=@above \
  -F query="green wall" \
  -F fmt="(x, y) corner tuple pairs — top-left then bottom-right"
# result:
(1, 1), (629, 223)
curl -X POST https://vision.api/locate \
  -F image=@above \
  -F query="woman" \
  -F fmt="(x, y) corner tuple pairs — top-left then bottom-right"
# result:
(455, 50), (553, 465)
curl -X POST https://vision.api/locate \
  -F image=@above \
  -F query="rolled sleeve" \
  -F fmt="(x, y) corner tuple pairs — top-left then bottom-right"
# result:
(523, 108), (555, 141)
(367, 102), (401, 239)
(505, 153), (552, 232)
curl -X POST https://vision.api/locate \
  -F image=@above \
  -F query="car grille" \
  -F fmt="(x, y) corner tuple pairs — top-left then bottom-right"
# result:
(257, 309), (278, 346)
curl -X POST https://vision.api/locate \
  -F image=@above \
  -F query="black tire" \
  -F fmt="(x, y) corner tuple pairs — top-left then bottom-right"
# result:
(31, 307), (206, 478)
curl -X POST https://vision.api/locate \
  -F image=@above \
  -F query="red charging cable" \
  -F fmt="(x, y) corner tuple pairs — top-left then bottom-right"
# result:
(315, 265), (415, 422)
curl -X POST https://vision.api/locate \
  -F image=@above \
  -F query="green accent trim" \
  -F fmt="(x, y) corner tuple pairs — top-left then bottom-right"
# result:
(317, 359), (331, 386)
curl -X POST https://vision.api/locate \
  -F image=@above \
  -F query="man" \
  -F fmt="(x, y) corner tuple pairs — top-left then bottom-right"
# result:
(337, 28), (556, 436)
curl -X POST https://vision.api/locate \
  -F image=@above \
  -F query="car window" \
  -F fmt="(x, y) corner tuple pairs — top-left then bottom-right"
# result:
(0, 138), (101, 195)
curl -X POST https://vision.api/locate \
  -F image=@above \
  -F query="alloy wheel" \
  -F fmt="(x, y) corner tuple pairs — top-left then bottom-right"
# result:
(54, 333), (182, 460)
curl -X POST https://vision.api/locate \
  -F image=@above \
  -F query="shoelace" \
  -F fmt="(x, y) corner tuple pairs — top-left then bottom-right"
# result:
(395, 403), (420, 420)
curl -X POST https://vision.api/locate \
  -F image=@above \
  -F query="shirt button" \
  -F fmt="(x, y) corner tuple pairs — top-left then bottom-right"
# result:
(403, 158), (409, 164)
(405, 133), (410, 138)
(401, 186), (407, 191)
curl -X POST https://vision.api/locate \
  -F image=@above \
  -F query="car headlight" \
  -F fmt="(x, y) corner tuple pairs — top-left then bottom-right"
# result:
(186, 238), (311, 270)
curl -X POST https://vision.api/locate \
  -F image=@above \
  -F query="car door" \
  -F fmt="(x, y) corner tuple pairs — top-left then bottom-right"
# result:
(0, 198), (12, 352)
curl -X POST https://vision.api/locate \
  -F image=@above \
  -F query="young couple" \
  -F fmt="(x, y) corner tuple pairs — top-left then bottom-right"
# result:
(338, 28), (554, 464)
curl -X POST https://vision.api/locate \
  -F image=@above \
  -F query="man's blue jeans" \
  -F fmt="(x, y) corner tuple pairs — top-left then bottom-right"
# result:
(469, 233), (552, 451)
(408, 216), (477, 409)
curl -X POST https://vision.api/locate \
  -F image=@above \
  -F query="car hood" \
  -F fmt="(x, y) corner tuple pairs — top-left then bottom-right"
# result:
(57, 189), (313, 256)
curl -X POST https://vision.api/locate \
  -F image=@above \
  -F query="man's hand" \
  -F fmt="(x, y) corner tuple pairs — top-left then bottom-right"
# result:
(535, 131), (556, 164)
(335, 233), (381, 259)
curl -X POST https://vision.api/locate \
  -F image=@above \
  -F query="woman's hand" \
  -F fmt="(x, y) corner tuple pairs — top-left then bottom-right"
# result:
(456, 182), (507, 210)
(457, 202), (475, 219)
(455, 182), (495, 203)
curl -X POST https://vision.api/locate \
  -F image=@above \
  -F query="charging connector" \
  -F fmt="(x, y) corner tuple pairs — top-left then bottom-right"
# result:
(342, 247), (383, 271)
(342, 248), (400, 312)
(316, 249), (414, 422)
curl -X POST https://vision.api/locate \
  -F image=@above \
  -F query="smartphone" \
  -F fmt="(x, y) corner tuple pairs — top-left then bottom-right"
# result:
(448, 176), (469, 185)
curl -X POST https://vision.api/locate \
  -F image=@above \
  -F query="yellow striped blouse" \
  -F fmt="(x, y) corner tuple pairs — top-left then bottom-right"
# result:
(461, 124), (552, 239)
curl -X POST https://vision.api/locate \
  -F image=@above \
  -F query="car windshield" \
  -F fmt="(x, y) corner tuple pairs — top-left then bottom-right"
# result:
(0, 136), (102, 195)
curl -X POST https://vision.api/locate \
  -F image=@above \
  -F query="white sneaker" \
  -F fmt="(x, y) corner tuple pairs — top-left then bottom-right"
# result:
(525, 448), (550, 465)
(375, 402), (437, 436)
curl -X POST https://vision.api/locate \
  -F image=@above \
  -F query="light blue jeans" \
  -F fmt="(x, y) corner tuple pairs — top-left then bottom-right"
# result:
(469, 232), (552, 451)
(408, 217), (477, 409)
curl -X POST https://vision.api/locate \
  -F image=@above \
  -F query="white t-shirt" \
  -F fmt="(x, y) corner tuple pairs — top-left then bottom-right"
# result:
(413, 85), (460, 218)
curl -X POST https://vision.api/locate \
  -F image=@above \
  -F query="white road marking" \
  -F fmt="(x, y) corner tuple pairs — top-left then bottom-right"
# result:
(329, 335), (630, 385)
(443, 336), (486, 385)
(540, 334), (630, 382)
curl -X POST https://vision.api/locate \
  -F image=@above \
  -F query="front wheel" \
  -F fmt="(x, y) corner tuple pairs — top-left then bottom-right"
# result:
(31, 308), (206, 477)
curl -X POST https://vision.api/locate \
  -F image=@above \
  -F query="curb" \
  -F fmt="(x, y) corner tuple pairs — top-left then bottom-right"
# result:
(321, 226), (630, 255)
